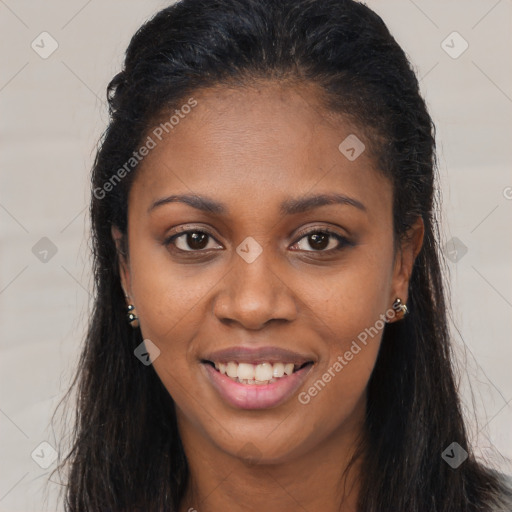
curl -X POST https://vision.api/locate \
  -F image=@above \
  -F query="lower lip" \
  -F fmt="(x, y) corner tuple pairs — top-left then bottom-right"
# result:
(202, 363), (313, 410)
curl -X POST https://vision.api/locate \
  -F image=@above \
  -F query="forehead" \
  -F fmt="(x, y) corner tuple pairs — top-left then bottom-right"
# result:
(130, 81), (391, 218)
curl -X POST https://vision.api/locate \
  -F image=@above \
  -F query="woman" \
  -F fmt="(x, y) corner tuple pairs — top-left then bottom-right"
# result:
(52, 0), (512, 510)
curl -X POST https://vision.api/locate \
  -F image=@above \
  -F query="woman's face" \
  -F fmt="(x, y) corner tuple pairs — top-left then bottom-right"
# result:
(114, 81), (421, 464)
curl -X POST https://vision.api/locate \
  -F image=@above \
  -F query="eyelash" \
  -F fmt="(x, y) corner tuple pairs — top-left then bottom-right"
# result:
(164, 226), (352, 254)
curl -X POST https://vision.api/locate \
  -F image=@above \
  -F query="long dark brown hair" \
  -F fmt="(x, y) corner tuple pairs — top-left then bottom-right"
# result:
(50, 0), (511, 510)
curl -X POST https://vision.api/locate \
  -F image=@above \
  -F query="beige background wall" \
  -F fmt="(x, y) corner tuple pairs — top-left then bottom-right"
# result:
(0, 1), (511, 510)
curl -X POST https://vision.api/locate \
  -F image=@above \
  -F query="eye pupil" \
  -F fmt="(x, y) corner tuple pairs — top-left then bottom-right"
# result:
(309, 232), (329, 250)
(188, 232), (208, 250)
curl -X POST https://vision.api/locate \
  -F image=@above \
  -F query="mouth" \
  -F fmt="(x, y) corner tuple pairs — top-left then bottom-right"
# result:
(202, 360), (313, 386)
(200, 345), (316, 409)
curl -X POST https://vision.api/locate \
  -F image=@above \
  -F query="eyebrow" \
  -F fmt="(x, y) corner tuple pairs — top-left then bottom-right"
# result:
(148, 192), (366, 215)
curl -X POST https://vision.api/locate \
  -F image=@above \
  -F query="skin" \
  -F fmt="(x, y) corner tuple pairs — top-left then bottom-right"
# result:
(112, 81), (424, 512)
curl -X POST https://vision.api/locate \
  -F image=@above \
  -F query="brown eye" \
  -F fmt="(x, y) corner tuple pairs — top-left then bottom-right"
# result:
(167, 230), (223, 252)
(305, 232), (330, 250)
(292, 229), (351, 252)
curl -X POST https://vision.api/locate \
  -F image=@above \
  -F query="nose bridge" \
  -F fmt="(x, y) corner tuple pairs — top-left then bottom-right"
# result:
(213, 240), (297, 329)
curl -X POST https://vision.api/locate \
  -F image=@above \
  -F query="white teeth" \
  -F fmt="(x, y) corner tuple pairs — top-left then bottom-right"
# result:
(226, 361), (238, 378)
(284, 363), (294, 376)
(211, 360), (307, 385)
(272, 362), (285, 378)
(237, 363), (255, 380)
(255, 362), (273, 381)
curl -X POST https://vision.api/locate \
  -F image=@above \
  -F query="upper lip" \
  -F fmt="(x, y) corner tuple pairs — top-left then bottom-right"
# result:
(202, 346), (315, 366)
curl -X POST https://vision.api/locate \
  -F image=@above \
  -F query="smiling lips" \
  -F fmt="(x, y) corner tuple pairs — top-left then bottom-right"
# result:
(201, 345), (315, 409)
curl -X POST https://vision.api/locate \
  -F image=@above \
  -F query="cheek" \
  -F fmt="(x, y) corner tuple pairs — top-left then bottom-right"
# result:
(302, 241), (393, 341)
(127, 240), (221, 362)
(126, 227), (233, 402)
(295, 305), (384, 440)
(129, 254), (215, 411)
(295, 247), (393, 414)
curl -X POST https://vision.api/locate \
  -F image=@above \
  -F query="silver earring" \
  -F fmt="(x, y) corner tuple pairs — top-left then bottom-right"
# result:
(126, 304), (139, 328)
(391, 297), (408, 321)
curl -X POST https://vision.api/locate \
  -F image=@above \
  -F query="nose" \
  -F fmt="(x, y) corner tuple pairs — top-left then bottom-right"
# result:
(212, 249), (298, 330)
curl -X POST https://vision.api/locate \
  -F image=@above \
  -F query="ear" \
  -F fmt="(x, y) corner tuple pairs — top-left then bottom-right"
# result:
(390, 216), (424, 306)
(111, 225), (132, 299)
